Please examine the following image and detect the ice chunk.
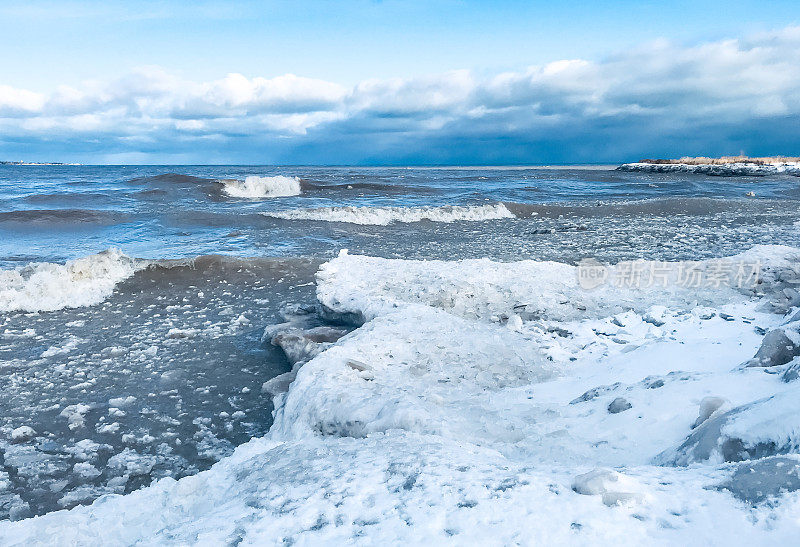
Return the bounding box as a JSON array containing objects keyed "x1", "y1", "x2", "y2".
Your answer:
[
  {"x1": 717, "y1": 456, "x2": 800, "y2": 504},
  {"x1": 108, "y1": 396, "x2": 137, "y2": 408},
  {"x1": 10, "y1": 426, "x2": 36, "y2": 443},
  {"x1": 270, "y1": 326, "x2": 348, "y2": 365},
  {"x1": 745, "y1": 328, "x2": 800, "y2": 367},
  {"x1": 72, "y1": 462, "x2": 101, "y2": 479},
  {"x1": 692, "y1": 396, "x2": 729, "y2": 429},
  {"x1": 571, "y1": 468, "x2": 646, "y2": 506},
  {"x1": 782, "y1": 358, "x2": 800, "y2": 382},
  {"x1": 107, "y1": 449, "x2": 156, "y2": 476},
  {"x1": 656, "y1": 391, "x2": 800, "y2": 465},
  {"x1": 607, "y1": 398, "x2": 632, "y2": 414},
  {"x1": 59, "y1": 403, "x2": 93, "y2": 430}
]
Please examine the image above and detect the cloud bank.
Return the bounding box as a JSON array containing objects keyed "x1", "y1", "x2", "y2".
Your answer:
[{"x1": 2, "y1": 26, "x2": 799, "y2": 164}]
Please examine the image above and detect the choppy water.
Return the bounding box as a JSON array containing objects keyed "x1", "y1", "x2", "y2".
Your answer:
[{"x1": 1, "y1": 164, "x2": 800, "y2": 519}]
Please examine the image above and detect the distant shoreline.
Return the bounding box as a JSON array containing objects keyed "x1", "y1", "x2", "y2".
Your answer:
[
  {"x1": 618, "y1": 156, "x2": 800, "y2": 176},
  {"x1": 632, "y1": 155, "x2": 800, "y2": 166},
  {"x1": 0, "y1": 161, "x2": 81, "y2": 166}
]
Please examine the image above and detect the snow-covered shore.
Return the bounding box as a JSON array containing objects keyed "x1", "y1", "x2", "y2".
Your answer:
[
  {"x1": 618, "y1": 162, "x2": 800, "y2": 176},
  {"x1": 4, "y1": 247, "x2": 800, "y2": 545}
]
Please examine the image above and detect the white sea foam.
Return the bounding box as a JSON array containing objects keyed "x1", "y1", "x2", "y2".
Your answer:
[
  {"x1": 262, "y1": 203, "x2": 515, "y2": 225},
  {"x1": 0, "y1": 249, "x2": 140, "y2": 313},
  {"x1": 220, "y1": 175, "x2": 301, "y2": 198},
  {"x1": 6, "y1": 246, "x2": 800, "y2": 543}
]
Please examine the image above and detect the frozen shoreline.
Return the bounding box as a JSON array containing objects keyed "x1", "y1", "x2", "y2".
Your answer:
[
  {"x1": 618, "y1": 162, "x2": 800, "y2": 176},
  {"x1": 4, "y1": 247, "x2": 800, "y2": 544}
]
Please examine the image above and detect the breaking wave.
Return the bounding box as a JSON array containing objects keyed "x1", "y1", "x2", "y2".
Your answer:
[
  {"x1": 0, "y1": 249, "x2": 143, "y2": 313},
  {"x1": 220, "y1": 176, "x2": 302, "y2": 199},
  {"x1": 261, "y1": 203, "x2": 515, "y2": 225}
]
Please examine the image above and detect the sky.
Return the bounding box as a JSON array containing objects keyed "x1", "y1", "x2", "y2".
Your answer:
[{"x1": 0, "y1": 0, "x2": 799, "y2": 164}]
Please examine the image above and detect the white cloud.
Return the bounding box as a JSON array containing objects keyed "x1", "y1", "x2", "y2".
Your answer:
[
  {"x1": 0, "y1": 85, "x2": 46, "y2": 115},
  {"x1": 2, "y1": 25, "x2": 800, "y2": 162}
]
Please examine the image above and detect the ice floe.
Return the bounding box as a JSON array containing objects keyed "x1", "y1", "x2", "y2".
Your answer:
[{"x1": 5, "y1": 246, "x2": 800, "y2": 543}]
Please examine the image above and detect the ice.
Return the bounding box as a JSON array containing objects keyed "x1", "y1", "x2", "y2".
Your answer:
[
  {"x1": 107, "y1": 396, "x2": 136, "y2": 408},
  {"x1": 106, "y1": 449, "x2": 156, "y2": 476},
  {"x1": 6, "y1": 247, "x2": 800, "y2": 542},
  {"x1": 607, "y1": 397, "x2": 631, "y2": 414},
  {"x1": 656, "y1": 389, "x2": 800, "y2": 465},
  {"x1": 268, "y1": 325, "x2": 348, "y2": 366},
  {"x1": 571, "y1": 468, "x2": 647, "y2": 506},
  {"x1": 72, "y1": 463, "x2": 101, "y2": 479},
  {"x1": 220, "y1": 175, "x2": 301, "y2": 198},
  {"x1": 717, "y1": 456, "x2": 800, "y2": 504},
  {"x1": 10, "y1": 426, "x2": 36, "y2": 443},
  {"x1": 619, "y1": 162, "x2": 800, "y2": 176},
  {"x1": 745, "y1": 326, "x2": 800, "y2": 367},
  {"x1": 314, "y1": 248, "x2": 790, "y2": 325},
  {"x1": 64, "y1": 440, "x2": 110, "y2": 462},
  {"x1": 692, "y1": 396, "x2": 729, "y2": 428},
  {"x1": 0, "y1": 249, "x2": 141, "y2": 313},
  {"x1": 262, "y1": 203, "x2": 515, "y2": 225},
  {"x1": 58, "y1": 404, "x2": 93, "y2": 431}
]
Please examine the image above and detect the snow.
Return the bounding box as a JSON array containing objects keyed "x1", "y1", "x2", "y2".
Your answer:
[
  {"x1": 5, "y1": 247, "x2": 800, "y2": 543},
  {"x1": 0, "y1": 249, "x2": 141, "y2": 313},
  {"x1": 220, "y1": 175, "x2": 301, "y2": 198},
  {"x1": 262, "y1": 203, "x2": 516, "y2": 225}
]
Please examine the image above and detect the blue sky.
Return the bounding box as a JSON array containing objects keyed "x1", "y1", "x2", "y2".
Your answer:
[{"x1": 1, "y1": 0, "x2": 799, "y2": 164}]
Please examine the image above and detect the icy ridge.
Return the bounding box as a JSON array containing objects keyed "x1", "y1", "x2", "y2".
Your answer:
[{"x1": 315, "y1": 245, "x2": 800, "y2": 324}]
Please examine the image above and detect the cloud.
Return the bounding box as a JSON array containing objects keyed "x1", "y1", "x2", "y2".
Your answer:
[{"x1": 2, "y1": 25, "x2": 800, "y2": 163}]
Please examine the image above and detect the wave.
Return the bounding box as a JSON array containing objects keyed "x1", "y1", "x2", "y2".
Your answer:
[
  {"x1": 23, "y1": 193, "x2": 117, "y2": 206},
  {"x1": 125, "y1": 173, "x2": 215, "y2": 185},
  {"x1": 220, "y1": 176, "x2": 301, "y2": 199},
  {"x1": 503, "y1": 196, "x2": 791, "y2": 219},
  {"x1": 261, "y1": 203, "x2": 515, "y2": 225},
  {"x1": 302, "y1": 180, "x2": 440, "y2": 194},
  {"x1": 0, "y1": 209, "x2": 127, "y2": 225},
  {"x1": 0, "y1": 249, "x2": 142, "y2": 313}
]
